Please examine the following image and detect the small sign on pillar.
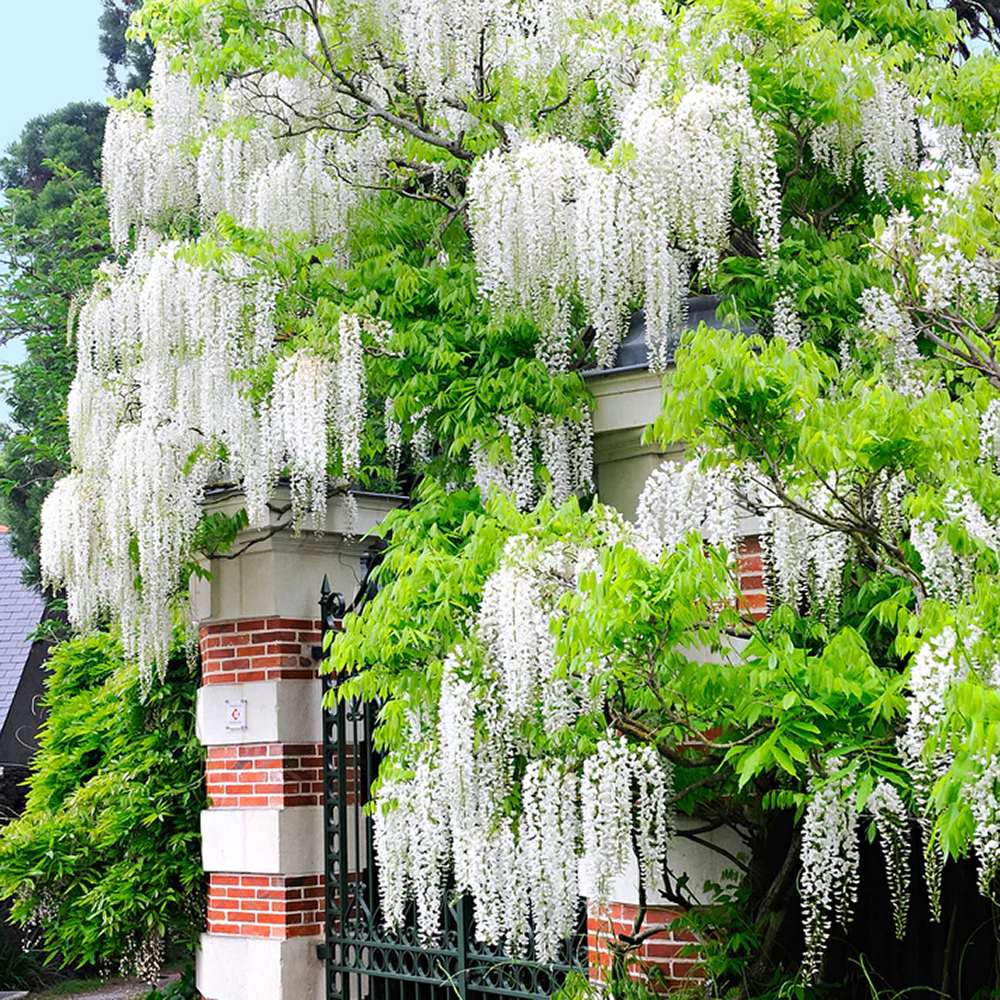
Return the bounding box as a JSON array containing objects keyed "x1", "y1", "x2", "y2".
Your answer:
[{"x1": 224, "y1": 698, "x2": 247, "y2": 731}]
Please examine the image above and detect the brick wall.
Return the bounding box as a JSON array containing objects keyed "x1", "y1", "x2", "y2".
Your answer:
[
  {"x1": 205, "y1": 744, "x2": 325, "y2": 808},
  {"x1": 201, "y1": 618, "x2": 322, "y2": 685},
  {"x1": 737, "y1": 535, "x2": 767, "y2": 620},
  {"x1": 588, "y1": 903, "x2": 704, "y2": 993},
  {"x1": 207, "y1": 873, "x2": 325, "y2": 940},
  {"x1": 196, "y1": 529, "x2": 763, "y2": 996}
]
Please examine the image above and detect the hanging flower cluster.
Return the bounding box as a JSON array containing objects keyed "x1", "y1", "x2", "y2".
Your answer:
[
  {"x1": 969, "y1": 754, "x2": 1000, "y2": 897},
  {"x1": 41, "y1": 425, "x2": 210, "y2": 686},
  {"x1": 103, "y1": 47, "x2": 385, "y2": 254},
  {"x1": 897, "y1": 626, "x2": 962, "y2": 920},
  {"x1": 855, "y1": 287, "x2": 921, "y2": 388},
  {"x1": 103, "y1": 50, "x2": 203, "y2": 248},
  {"x1": 635, "y1": 461, "x2": 864, "y2": 618},
  {"x1": 867, "y1": 779, "x2": 911, "y2": 940},
  {"x1": 473, "y1": 415, "x2": 594, "y2": 510},
  {"x1": 573, "y1": 1, "x2": 670, "y2": 116},
  {"x1": 981, "y1": 399, "x2": 1000, "y2": 471},
  {"x1": 772, "y1": 292, "x2": 803, "y2": 348},
  {"x1": 371, "y1": 537, "x2": 673, "y2": 961},
  {"x1": 272, "y1": 350, "x2": 335, "y2": 525},
  {"x1": 468, "y1": 139, "x2": 589, "y2": 371},
  {"x1": 763, "y1": 499, "x2": 850, "y2": 617},
  {"x1": 858, "y1": 73, "x2": 919, "y2": 196},
  {"x1": 41, "y1": 10, "x2": 415, "y2": 686},
  {"x1": 468, "y1": 76, "x2": 780, "y2": 372},
  {"x1": 810, "y1": 68, "x2": 918, "y2": 196},
  {"x1": 917, "y1": 233, "x2": 998, "y2": 313},
  {"x1": 874, "y1": 180, "x2": 1000, "y2": 319},
  {"x1": 799, "y1": 764, "x2": 860, "y2": 983},
  {"x1": 41, "y1": 237, "x2": 375, "y2": 684},
  {"x1": 634, "y1": 458, "x2": 740, "y2": 564},
  {"x1": 620, "y1": 75, "x2": 781, "y2": 274},
  {"x1": 634, "y1": 461, "x2": 855, "y2": 616},
  {"x1": 910, "y1": 490, "x2": 999, "y2": 605},
  {"x1": 377, "y1": 0, "x2": 537, "y2": 107},
  {"x1": 200, "y1": 130, "x2": 387, "y2": 256},
  {"x1": 582, "y1": 738, "x2": 674, "y2": 904},
  {"x1": 373, "y1": 0, "x2": 665, "y2": 113}
]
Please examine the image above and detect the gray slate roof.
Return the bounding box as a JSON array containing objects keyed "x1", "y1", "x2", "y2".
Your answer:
[
  {"x1": 584, "y1": 294, "x2": 749, "y2": 376},
  {"x1": 0, "y1": 532, "x2": 44, "y2": 734}
]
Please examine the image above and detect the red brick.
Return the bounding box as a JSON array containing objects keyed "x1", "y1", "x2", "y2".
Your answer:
[
  {"x1": 287, "y1": 924, "x2": 323, "y2": 938},
  {"x1": 205, "y1": 657, "x2": 251, "y2": 674},
  {"x1": 201, "y1": 622, "x2": 237, "y2": 636},
  {"x1": 268, "y1": 641, "x2": 306, "y2": 654},
  {"x1": 242, "y1": 923, "x2": 274, "y2": 938},
  {"x1": 201, "y1": 635, "x2": 234, "y2": 649},
  {"x1": 587, "y1": 902, "x2": 702, "y2": 994},
  {"x1": 223, "y1": 888, "x2": 257, "y2": 900},
  {"x1": 644, "y1": 942, "x2": 684, "y2": 960},
  {"x1": 252, "y1": 630, "x2": 298, "y2": 642},
  {"x1": 250, "y1": 654, "x2": 298, "y2": 668},
  {"x1": 236, "y1": 618, "x2": 270, "y2": 631},
  {"x1": 263, "y1": 617, "x2": 313, "y2": 629},
  {"x1": 208, "y1": 922, "x2": 242, "y2": 935}
]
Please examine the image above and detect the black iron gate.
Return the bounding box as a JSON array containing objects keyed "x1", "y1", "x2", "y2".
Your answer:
[{"x1": 317, "y1": 563, "x2": 587, "y2": 1000}]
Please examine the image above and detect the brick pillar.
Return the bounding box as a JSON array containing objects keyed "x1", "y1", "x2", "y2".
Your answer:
[
  {"x1": 587, "y1": 903, "x2": 704, "y2": 992},
  {"x1": 190, "y1": 490, "x2": 400, "y2": 1000},
  {"x1": 737, "y1": 535, "x2": 767, "y2": 620},
  {"x1": 583, "y1": 532, "x2": 765, "y2": 993},
  {"x1": 195, "y1": 616, "x2": 327, "y2": 1000}
]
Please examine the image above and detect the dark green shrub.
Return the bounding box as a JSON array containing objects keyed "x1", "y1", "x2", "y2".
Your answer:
[{"x1": 0, "y1": 633, "x2": 204, "y2": 981}]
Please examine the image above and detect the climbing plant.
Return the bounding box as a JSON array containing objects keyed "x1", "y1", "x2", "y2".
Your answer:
[{"x1": 30, "y1": 0, "x2": 1000, "y2": 993}]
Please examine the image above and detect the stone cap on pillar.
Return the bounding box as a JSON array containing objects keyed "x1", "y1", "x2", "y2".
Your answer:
[{"x1": 191, "y1": 487, "x2": 405, "y2": 625}]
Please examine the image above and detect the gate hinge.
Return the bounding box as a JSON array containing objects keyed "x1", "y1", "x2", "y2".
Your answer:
[{"x1": 316, "y1": 943, "x2": 331, "y2": 961}]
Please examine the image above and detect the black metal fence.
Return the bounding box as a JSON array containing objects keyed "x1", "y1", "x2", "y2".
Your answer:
[{"x1": 317, "y1": 569, "x2": 586, "y2": 1000}]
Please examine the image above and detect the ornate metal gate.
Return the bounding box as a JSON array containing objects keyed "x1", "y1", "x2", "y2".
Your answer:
[{"x1": 317, "y1": 562, "x2": 587, "y2": 1000}]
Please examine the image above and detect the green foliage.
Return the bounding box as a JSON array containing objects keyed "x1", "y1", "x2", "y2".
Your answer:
[
  {"x1": 0, "y1": 634, "x2": 205, "y2": 975},
  {"x1": 194, "y1": 194, "x2": 592, "y2": 493},
  {"x1": 0, "y1": 105, "x2": 112, "y2": 585},
  {"x1": 0, "y1": 924, "x2": 54, "y2": 991},
  {"x1": 0, "y1": 103, "x2": 108, "y2": 194},
  {"x1": 38, "y1": 0, "x2": 1000, "y2": 992},
  {"x1": 100, "y1": 0, "x2": 155, "y2": 97},
  {"x1": 343, "y1": 197, "x2": 590, "y2": 466},
  {"x1": 144, "y1": 965, "x2": 198, "y2": 999}
]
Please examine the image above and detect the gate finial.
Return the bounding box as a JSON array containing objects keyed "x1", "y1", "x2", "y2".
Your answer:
[{"x1": 318, "y1": 574, "x2": 346, "y2": 637}]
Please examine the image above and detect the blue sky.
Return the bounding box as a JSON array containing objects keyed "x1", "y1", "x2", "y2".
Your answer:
[
  {"x1": 0, "y1": 1, "x2": 108, "y2": 414},
  {"x1": 0, "y1": 2, "x2": 107, "y2": 154}
]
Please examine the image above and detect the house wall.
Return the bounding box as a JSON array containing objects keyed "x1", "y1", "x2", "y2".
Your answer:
[
  {"x1": 0, "y1": 637, "x2": 50, "y2": 822},
  {"x1": 589, "y1": 368, "x2": 670, "y2": 520}
]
